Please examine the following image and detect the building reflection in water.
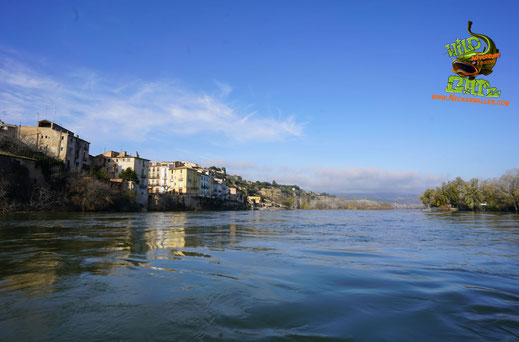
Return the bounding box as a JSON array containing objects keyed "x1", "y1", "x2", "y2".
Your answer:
[
  {"x1": 126, "y1": 213, "x2": 244, "y2": 260},
  {"x1": 0, "y1": 256, "x2": 59, "y2": 297},
  {"x1": 145, "y1": 221, "x2": 186, "y2": 257},
  {"x1": 126, "y1": 213, "x2": 191, "y2": 258},
  {"x1": 0, "y1": 212, "x2": 251, "y2": 297}
]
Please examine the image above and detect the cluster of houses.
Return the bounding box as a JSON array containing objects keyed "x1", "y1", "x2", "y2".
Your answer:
[{"x1": 1, "y1": 119, "x2": 247, "y2": 207}]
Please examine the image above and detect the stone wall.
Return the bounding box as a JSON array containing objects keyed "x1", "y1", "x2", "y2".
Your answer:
[{"x1": 149, "y1": 194, "x2": 248, "y2": 211}]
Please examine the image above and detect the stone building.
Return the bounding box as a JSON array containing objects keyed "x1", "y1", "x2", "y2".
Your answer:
[
  {"x1": 0, "y1": 120, "x2": 18, "y2": 139},
  {"x1": 93, "y1": 151, "x2": 150, "y2": 206},
  {"x1": 0, "y1": 151, "x2": 46, "y2": 188},
  {"x1": 18, "y1": 120, "x2": 90, "y2": 172}
]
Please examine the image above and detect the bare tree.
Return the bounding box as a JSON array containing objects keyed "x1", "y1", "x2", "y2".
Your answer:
[
  {"x1": 68, "y1": 177, "x2": 114, "y2": 211},
  {"x1": 499, "y1": 169, "x2": 519, "y2": 213}
]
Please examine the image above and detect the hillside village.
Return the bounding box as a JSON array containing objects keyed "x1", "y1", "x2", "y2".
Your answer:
[{"x1": 0, "y1": 119, "x2": 392, "y2": 212}]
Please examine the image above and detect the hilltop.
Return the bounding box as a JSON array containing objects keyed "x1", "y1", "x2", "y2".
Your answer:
[{"x1": 226, "y1": 175, "x2": 393, "y2": 210}]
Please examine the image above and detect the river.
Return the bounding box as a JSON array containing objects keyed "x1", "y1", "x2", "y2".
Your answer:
[{"x1": 0, "y1": 210, "x2": 518, "y2": 341}]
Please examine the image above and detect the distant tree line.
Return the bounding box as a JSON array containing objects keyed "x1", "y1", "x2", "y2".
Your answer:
[{"x1": 420, "y1": 169, "x2": 519, "y2": 213}]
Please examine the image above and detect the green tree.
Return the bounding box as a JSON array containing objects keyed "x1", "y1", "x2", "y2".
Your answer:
[
  {"x1": 434, "y1": 183, "x2": 450, "y2": 206},
  {"x1": 421, "y1": 170, "x2": 518, "y2": 213},
  {"x1": 445, "y1": 177, "x2": 467, "y2": 208},
  {"x1": 89, "y1": 166, "x2": 109, "y2": 180},
  {"x1": 282, "y1": 197, "x2": 294, "y2": 208},
  {"x1": 120, "y1": 167, "x2": 139, "y2": 184},
  {"x1": 480, "y1": 179, "x2": 503, "y2": 211},
  {"x1": 420, "y1": 188, "x2": 436, "y2": 207},
  {"x1": 462, "y1": 178, "x2": 482, "y2": 210}
]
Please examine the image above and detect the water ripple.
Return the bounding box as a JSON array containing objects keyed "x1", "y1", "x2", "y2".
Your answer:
[{"x1": 0, "y1": 210, "x2": 518, "y2": 341}]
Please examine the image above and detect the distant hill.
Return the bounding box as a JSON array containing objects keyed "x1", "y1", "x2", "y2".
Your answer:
[
  {"x1": 226, "y1": 176, "x2": 393, "y2": 210},
  {"x1": 333, "y1": 192, "x2": 422, "y2": 205}
]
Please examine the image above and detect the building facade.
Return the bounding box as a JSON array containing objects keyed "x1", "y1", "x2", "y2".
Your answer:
[
  {"x1": 199, "y1": 171, "x2": 210, "y2": 196},
  {"x1": 167, "y1": 167, "x2": 201, "y2": 195},
  {"x1": 149, "y1": 162, "x2": 175, "y2": 193},
  {"x1": 18, "y1": 120, "x2": 90, "y2": 172},
  {"x1": 214, "y1": 178, "x2": 229, "y2": 199}
]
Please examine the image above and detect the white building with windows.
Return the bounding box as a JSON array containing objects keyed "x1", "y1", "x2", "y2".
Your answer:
[
  {"x1": 199, "y1": 171, "x2": 210, "y2": 196},
  {"x1": 149, "y1": 162, "x2": 175, "y2": 193}
]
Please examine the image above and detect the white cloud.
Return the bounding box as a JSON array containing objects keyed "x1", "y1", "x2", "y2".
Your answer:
[
  {"x1": 216, "y1": 161, "x2": 446, "y2": 194},
  {"x1": 0, "y1": 56, "x2": 303, "y2": 146},
  {"x1": 214, "y1": 80, "x2": 232, "y2": 98}
]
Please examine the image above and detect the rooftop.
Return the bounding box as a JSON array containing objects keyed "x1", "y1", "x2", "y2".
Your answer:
[{"x1": 98, "y1": 151, "x2": 150, "y2": 161}]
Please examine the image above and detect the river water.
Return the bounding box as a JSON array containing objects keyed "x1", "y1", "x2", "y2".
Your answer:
[{"x1": 0, "y1": 210, "x2": 518, "y2": 341}]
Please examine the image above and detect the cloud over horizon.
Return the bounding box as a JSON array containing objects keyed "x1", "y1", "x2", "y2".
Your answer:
[
  {"x1": 204, "y1": 160, "x2": 446, "y2": 194},
  {"x1": 0, "y1": 54, "x2": 304, "y2": 146}
]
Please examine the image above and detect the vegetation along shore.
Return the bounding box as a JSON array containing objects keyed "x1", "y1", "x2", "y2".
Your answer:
[{"x1": 420, "y1": 169, "x2": 519, "y2": 213}]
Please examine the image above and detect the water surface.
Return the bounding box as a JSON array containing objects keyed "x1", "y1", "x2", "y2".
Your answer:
[{"x1": 1, "y1": 210, "x2": 518, "y2": 341}]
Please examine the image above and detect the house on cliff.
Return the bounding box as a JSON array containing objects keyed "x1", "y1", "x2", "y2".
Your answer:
[
  {"x1": 17, "y1": 120, "x2": 90, "y2": 172},
  {"x1": 93, "y1": 151, "x2": 150, "y2": 206}
]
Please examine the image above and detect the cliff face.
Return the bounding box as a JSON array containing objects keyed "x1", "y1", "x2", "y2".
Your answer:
[
  {"x1": 259, "y1": 187, "x2": 286, "y2": 204},
  {"x1": 254, "y1": 185, "x2": 393, "y2": 210}
]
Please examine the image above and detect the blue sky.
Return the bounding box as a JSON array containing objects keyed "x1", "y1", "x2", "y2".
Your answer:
[{"x1": 0, "y1": 0, "x2": 517, "y2": 194}]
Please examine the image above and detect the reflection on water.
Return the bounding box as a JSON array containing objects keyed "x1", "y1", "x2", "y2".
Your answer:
[{"x1": 0, "y1": 210, "x2": 518, "y2": 341}]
